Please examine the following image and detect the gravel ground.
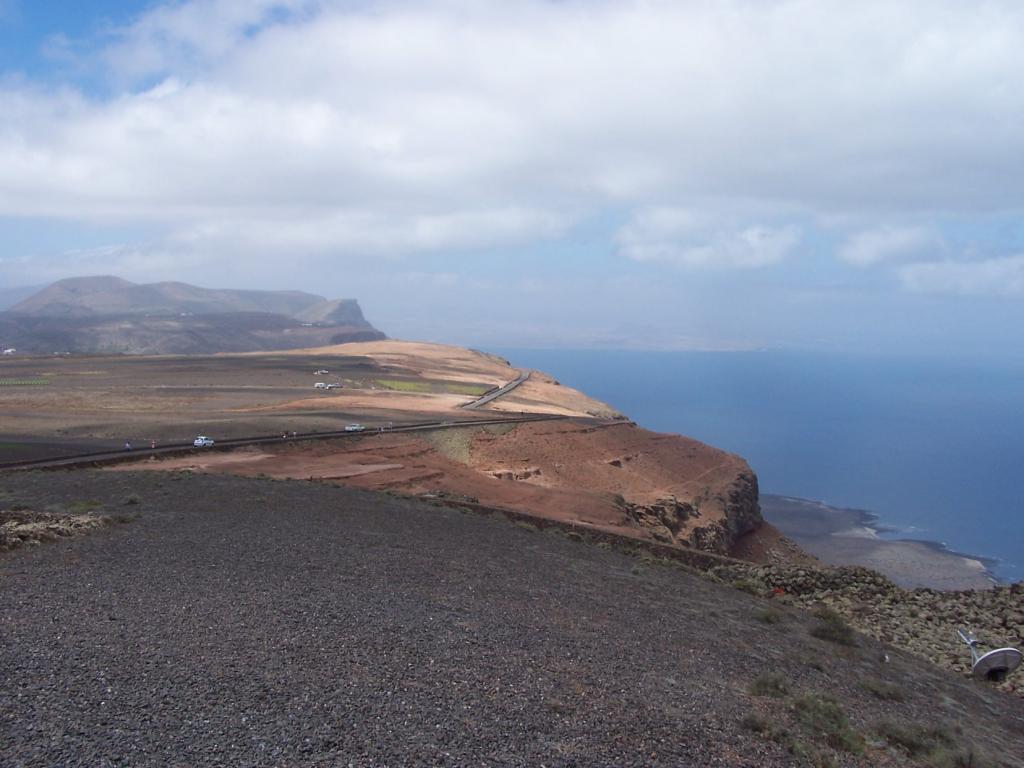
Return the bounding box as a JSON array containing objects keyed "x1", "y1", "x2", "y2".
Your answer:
[{"x1": 1, "y1": 470, "x2": 1023, "y2": 767}]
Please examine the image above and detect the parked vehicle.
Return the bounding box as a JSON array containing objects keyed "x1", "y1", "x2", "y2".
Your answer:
[
  {"x1": 314, "y1": 382, "x2": 342, "y2": 390},
  {"x1": 314, "y1": 369, "x2": 329, "y2": 375},
  {"x1": 344, "y1": 424, "x2": 365, "y2": 432},
  {"x1": 193, "y1": 435, "x2": 215, "y2": 447}
]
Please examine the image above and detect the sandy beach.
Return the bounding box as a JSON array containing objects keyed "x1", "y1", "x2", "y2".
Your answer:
[{"x1": 761, "y1": 495, "x2": 999, "y2": 591}]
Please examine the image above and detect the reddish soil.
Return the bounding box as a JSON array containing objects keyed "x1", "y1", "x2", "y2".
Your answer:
[{"x1": 118, "y1": 419, "x2": 761, "y2": 553}]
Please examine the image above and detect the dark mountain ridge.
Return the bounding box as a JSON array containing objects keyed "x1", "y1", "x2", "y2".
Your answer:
[
  {"x1": 0, "y1": 276, "x2": 385, "y2": 354},
  {"x1": 8, "y1": 275, "x2": 361, "y2": 320}
]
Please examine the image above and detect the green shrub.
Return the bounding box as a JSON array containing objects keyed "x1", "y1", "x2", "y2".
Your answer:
[
  {"x1": 751, "y1": 672, "x2": 791, "y2": 698},
  {"x1": 809, "y1": 606, "x2": 857, "y2": 646},
  {"x1": 794, "y1": 694, "x2": 864, "y2": 754},
  {"x1": 875, "y1": 721, "x2": 941, "y2": 755},
  {"x1": 755, "y1": 608, "x2": 783, "y2": 624},
  {"x1": 875, "y1": 721, "x2": 992, "y2": 767},
  {"x1": 859, "y1": 677, "x2": 905, "y2": 701},
  {"x1": 732, "y1": 578, "x2": 764, "y2": 596},
  {"x1": 743, "y1": 717, "x2": 835, "y2": 768}
]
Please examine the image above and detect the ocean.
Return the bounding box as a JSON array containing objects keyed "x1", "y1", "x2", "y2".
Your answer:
[{"x1": 496, "y1": 349, "x2": 1023, "y2": 583}]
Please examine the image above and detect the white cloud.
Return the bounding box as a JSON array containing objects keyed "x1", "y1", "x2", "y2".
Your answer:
[
  {"x1": 617, "y1": 208, "x2": 800, "y2": 269},
  {"x1": 838, "y1": 226, "x2": 941, "y2": 267},
  {"x1": 2, "y1": 0, "x2": 1024, "y2": 269},
  {"x1": 172, "y1": 207, "x2": 567, "y2": 254},
  {"x1": 0, "y1": 242, "x2": 204, "y2": 286},
  {"x1": 100, "y1": 0, "x2": 318, "y2": 83},
  {"x1": 899, "y1": 255, "x2": 1024, "y2": 297}
]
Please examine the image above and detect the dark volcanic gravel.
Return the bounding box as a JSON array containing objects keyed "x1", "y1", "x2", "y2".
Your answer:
[{"x1": 1, "y1": 471, "x2": 1022, "y2": 767}]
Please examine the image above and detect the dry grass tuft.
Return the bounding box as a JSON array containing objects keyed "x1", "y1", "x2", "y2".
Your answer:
[
  {"x1": 751, "y1": 672, "x2": 791, "y2": 698},
  {"x1": 809, "y1": 606, "x2": 857, "y2": 646}
]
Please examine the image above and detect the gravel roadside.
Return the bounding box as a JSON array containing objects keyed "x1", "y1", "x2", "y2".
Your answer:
[{"x1": 2, "y1": 470, "x2": 1022, "y2": 767}]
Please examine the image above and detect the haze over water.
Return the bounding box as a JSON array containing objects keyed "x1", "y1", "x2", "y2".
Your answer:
[{"x1": 499, "y1": 349, "x2": 1023, "y2": 583}]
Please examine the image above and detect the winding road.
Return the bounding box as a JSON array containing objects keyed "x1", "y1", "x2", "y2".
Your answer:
[{"x1": 459, "y1": 370, "x2": 530, "y2": 410}]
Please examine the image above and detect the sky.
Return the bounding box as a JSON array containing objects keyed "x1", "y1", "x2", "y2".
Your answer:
[{"x1": 2, "y1": 0, "x2": 1024, "y2": 354}]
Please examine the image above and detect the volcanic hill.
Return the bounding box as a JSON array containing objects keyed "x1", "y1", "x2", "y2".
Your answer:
[{"x1": 0, "y1": 276, "x2": 384, "y2": 354}]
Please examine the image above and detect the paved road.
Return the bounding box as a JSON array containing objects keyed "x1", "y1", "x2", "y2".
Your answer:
[
  {"x1": 460, "y1": 370, "x2": 530, "y2": 410},
  {"x1": 0, "y1": 412, "x2": 563, "y2": 472}
]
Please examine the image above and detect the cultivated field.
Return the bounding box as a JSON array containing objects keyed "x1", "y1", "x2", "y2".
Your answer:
[{"x1": 0, "y1": 341, "x2": 616, "y2": 460}]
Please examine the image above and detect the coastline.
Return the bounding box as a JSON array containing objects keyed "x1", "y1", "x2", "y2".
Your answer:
[{"x1": 761, "y1": 494, "x2": 1000, "y2": 591}]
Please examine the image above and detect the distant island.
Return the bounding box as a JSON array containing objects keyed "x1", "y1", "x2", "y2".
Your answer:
[{"x1": 0, "y1": 276, "x2": 385, "y2": 355}]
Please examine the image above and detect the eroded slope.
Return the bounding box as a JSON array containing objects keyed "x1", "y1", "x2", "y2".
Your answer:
[{"x1": 127, "y1": 419, "x2": 761, "y2": 555}]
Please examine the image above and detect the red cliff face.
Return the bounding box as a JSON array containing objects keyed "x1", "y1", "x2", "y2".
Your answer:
[
  {"x1": 685, "y1": 470, "x2": 762, "y2": 553},
  {"x1": 458, "y1": 419, "x2": 765, "y2": 555},
  {"x1": 621, "y1": 469, "x2": 761, "y2": 553}
]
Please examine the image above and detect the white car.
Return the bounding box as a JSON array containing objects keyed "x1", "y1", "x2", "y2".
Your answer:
[
  {"x1": 344, "y1": 424, "x2": 365, "y2": 433},
  {"x1": 193, "y1": 436, "x2": 215, "y2": 447},
  {"x1": 314, "y1": 369, "x2": 329, "y2": 375}
]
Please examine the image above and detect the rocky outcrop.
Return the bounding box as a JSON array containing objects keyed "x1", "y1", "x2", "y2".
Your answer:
[
  {"x1": 623, "y1": 470, "x2": 763, "y2": 554},
  {"x1": 621, "y1": 496, "x2": 698, "y2": 543},
  {"x1": 1, "y1": 507, "x2": 112, "y2": 550},
  {"x1": 690, "y1": 470, "x2": 762, "y2": 553},
  {"x1": 489, "y1": 467, "x2": 544, "y2": 481},
  {"x1": 709, "y1": 561, "x2": 1024, "y2": 696},
  {"x1": 293, "y1": 298, "x2": 373, "y2": 326}
]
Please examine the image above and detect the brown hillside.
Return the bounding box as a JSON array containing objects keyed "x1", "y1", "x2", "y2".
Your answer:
[{"x1": 121, "y1": 419, "x2": 761, "y2": 555}]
